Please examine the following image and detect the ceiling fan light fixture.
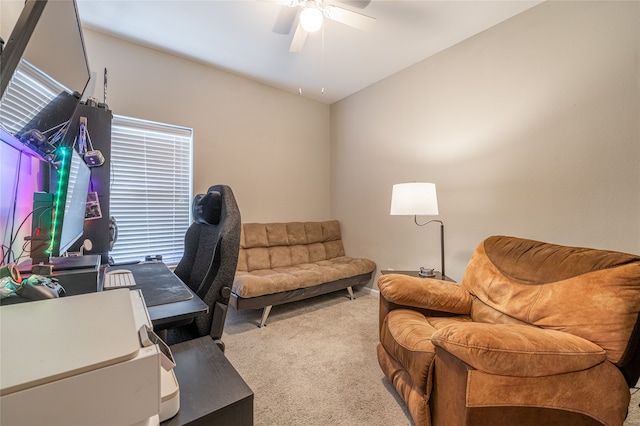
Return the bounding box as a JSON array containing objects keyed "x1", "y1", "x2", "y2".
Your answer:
[{"x1": 300, "y1": 6, "x2": 324, "y2": 32}]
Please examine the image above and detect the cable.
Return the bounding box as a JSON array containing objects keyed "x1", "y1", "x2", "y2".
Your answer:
[
  {"x1": 4, "y1": 206, "x2": 51, "y2": 264},
  {"x1": 85, "y1": 127, "x2": 95, "y2": 152},
  {"x1": 35, "y1": 206, "x2": 52, "y2": 231},
  {"x1": 4, "y1": 151, "x2": 23, "y2": 264},
  {"x1": 40, "y1": 120, "x2": 70, "y2": 138}
]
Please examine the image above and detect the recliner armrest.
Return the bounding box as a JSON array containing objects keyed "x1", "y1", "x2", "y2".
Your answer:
[
  {"x1": 378, "y1": 274, "x2": 472, "y2": 314},
  {"x1": 431, "y1": 322, "x2": 607, "y2": 377}
]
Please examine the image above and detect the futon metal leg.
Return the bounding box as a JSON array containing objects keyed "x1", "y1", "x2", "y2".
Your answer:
[
  {"x1": 347, "y1": 286, "x2": 355, "y2": 300},
  {"x1": 259, "y1": 305, "x2": 272, "y2": 328}
]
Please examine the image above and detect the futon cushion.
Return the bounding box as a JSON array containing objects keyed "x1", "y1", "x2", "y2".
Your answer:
[
  {"x1": 233, "y1": 256, "x2": 376, "y2": 298},
  {"x1": 431, "y1": 322, "x2": 606, "y2": 377},
  {"x1": 237, "y1": 221, "x2": 346, "y2": 272}
]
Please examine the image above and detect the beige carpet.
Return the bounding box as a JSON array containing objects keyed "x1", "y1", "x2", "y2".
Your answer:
[{"x1": 222, "y1": 290, "x2": 640, "y2": 426}]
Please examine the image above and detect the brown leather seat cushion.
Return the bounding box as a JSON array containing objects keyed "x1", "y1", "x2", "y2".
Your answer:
[{"x1": 381, "y1": 309, "x2": 471, "y2": 390}]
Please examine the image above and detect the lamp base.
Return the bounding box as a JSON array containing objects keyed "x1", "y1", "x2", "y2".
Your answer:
[{"x1": 418, "y1": 267, "x2": 435, "y2": 278}]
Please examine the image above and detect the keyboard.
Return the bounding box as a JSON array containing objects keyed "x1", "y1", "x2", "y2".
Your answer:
[{"x1": 104, "y1": 269, "x2": 137, "y2": 289}]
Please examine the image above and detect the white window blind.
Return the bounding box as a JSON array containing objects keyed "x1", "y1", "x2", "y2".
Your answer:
[
  {"x1": 109, "y1": 116, "x2": 193, "y2": 265},
  {"x1": 0, "y1": 60, "x2": 66, "y2": 135}
]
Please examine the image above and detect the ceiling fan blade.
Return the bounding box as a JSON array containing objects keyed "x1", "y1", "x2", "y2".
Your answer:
[
  {"x1": 339, "y1": 0, "x2": 371, "y2": 10},
  {"x1": 289, "y1": 23, "x2": 308, "y2": 52},
  {"x1": 324, "y1": 5, "x2": 375, "y2": 31},
  {"x1": 272, "y1": 5, "x2": 298, "y2": 34}
]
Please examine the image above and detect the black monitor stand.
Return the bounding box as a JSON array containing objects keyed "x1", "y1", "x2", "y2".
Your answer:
[
  {"x1": 50, "y1": 255, "x2": 101, "y2": 270},
  {"x1": 18, "y1": 254, "x2": 101, "y2": 273}
]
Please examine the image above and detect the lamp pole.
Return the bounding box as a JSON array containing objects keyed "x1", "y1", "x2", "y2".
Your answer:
[{"x1": 414, "y1": 217, "x2": 445, "y2": 279}]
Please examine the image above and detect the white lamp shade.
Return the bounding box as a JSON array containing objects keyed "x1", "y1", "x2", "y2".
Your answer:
[
  {"x1": 390, "y1": 182, "x2": 439, "y2": 216},
  {"x1": 300, "y1": 6, "x2": 324, "y2": 32}
]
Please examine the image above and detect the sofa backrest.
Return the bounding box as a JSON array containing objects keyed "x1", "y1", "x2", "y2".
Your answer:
[
  {"x1": 236, "y1": 220, "x2": 346, "y2": 272},
  {"x1": 462, "y1": 235, "x2": 640, "y2": 386}
]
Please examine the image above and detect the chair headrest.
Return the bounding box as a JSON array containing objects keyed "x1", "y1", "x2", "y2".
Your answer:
[{"x1": 192, "y1": 191, "x2": 222, "y2": 225}]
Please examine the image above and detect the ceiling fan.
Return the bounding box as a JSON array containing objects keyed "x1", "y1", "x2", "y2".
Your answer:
[{"x1": 271, "y1": 0, "x2": 376, "y2": 52}]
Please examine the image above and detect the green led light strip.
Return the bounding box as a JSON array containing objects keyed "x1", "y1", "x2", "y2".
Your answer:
[{"x1": 47, "y1": 147, "x2": 71, "y2": 255}]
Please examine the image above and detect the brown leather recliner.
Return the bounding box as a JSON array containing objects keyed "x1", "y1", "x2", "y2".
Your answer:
[{"x1": 377, "y1": 236, "x2": 640, "y2": 426}]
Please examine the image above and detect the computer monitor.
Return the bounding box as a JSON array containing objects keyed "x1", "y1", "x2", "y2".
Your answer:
[
  {"x1": 52, "y1": 147, "x2": 91, "y2": 256},
  {"x1": 29, "y1": 147, "x2": 91, "y2": 264}
]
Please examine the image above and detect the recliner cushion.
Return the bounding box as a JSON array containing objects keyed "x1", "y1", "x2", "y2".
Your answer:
[
  {"x1": 378, "y1": 274, "x2": 472, "y2": 314},
  {"x1": 431, "y1": 322, "x2": 607, "y2": 377},
  {"x1": 381, "y1": 310, "x2": 471, "y2": 392},
  {"x1": 463, "y1": 237, "x2": 640, "y2": 364}
]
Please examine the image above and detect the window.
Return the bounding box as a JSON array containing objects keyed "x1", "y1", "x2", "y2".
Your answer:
[
  {"x1": 1, "y1": 60, "x2": 68, "y2": 135},
  {"x1": 109, "y1": 116, "x2": 193, "y2": 265}
]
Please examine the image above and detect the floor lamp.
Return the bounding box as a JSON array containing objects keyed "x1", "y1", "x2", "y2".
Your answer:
[{"x1": 390, "y1": 182, "x2": 445, "y2": 279}]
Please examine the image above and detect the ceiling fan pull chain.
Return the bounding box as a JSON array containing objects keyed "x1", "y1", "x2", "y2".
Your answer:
[
  {"x1": 321, "y1": 25, "x2": 325, "y2": 96},
  {"x1": 298, "y1": 45, "x2": 303, "y2": 95}
]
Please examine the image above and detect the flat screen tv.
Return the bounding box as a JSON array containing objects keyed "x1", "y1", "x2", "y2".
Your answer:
[{"x1": 0, "y1": 0, "x2": 90, "y2": 159}]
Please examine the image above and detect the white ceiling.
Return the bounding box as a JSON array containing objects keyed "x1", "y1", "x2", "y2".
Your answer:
[{"x1": 76, "y1": 0, "x2": 542, "y2": 104}]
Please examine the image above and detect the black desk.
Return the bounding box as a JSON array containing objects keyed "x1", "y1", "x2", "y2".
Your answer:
[
  {"x1": 163, "y1": 337, "x2": 254, "y2": 426},
  {"x1": 2, "y1": 259, "x2": 207, "y2": 329},
  {"x1": 1, "y1": 256, "x2": 101, "y2": 305},
  {"x1": 102, "y1": 262, "x2": 208, "y2": 329}
]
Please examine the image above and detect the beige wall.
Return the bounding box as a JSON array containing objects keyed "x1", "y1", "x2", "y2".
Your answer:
[
  {"x1": 1, "y1": 1, "x2": 22, "y2": 37},
  {"x1": 2, "y1": 0, "x2": 331, "y2": 223},
  {"x1": 331, "y1": 1, "x2": 640, "y2": 284},
  {"x1": 81, "y1": 29, "x2": 331, "y2": 223}
]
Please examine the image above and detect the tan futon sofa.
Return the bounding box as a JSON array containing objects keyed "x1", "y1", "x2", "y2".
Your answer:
[{"x1": 230, "y1": 220, "x2": 376, "y2": 327}]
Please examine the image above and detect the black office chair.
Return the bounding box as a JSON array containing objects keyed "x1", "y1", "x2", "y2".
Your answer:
[{"x1": 167, "y1": 184, "x2": 241, "y2": 351}]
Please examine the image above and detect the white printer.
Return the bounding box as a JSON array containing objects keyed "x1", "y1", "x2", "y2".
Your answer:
[{"x1": 0, "y1": 289, "x2": 179, "y2": 425}]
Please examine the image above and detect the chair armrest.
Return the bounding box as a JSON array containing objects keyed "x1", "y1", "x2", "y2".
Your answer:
[
  {"x1": 431, "y1": 322, "x2": 606, "y2": 377},
  {"x1": 378, "y1": 273, "x2": 472, "y2": 314}
]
